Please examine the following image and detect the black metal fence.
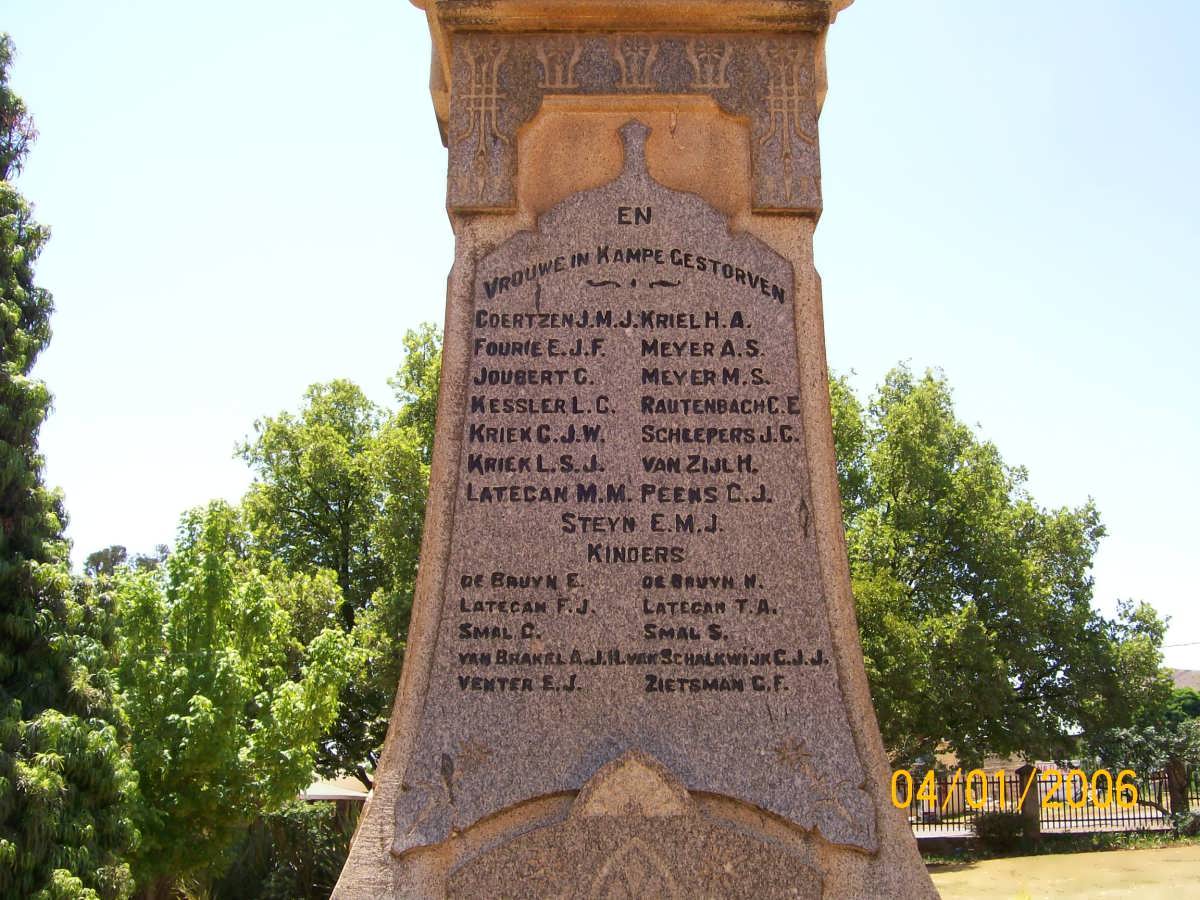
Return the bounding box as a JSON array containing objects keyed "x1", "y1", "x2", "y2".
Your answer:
[{"x1": 897, "y1": 767, "x2": 1200, "y2": 837}]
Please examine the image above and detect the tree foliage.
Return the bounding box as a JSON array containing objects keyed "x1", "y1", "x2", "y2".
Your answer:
[
  {"x1": 0, "y1": 36, "x2": 35, "y2": 181},
  {"x1": 389, "y1": 322, "x2": 442, "y2": 465},
  {"x1": 239, "y1": 381, "x2": 386, "y2": 626},
  {"x1": 83, "y1": 547, "x2": 127, "y2": 579},
  {"x1": 113, "y1": 502, "x2": 355, "y2": 893},
  {"x1": 206, "y1": 800, "x2": 358, "y2": 900},
  {"x1": 237, "y1": 329, "x2": 440, "y2": 784},
  {"x1": 1088, "y1": 686, "x2": 1200, "y2": 789},
  {"x1": 84, "y1": 546, "x2": 167, "y2": 579},
  {"x1": 1084, "y1": 615, "x2": 1199, "y2": 816},
  {"x1": 831, "y1": 365, "x2": 1158, "y2": 766},
  {"x1": 0, "y1": 34, "x2": 137, "y2": 899}
]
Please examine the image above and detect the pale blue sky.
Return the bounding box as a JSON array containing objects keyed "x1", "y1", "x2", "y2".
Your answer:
[{"x1": 6, "y1": 2, "x2": 1198, "y2": 669}]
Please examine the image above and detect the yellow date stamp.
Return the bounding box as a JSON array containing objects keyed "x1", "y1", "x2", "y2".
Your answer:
[{"x1": 890, "y1": 768, "x2": 1141, "y2": 812}]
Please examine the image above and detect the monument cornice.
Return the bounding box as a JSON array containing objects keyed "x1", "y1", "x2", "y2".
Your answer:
[
  {"x1": 413, "y1": 0, "x2": 853, "y2": 214},
  {"x1": 413, "y1": 1, "x2": 852, "y2": 150},
  {"x1": 412, "y1": 0, "x2": 852, "y2": 35}
]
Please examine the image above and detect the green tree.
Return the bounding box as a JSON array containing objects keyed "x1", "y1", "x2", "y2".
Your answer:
[
  {"x1": 0, "y1": 34, "x2": 137, "y2": 899},
  {"x1": 239, "y1": 327, "x2": 441, "y2": 785},
  {"x1": 129, "y1": 546, "x2": 169, "y2": 573},
  {"x1": 831, "y1": 365, "x2": 1153, "y2": 767},
  {"x1": 84, "y1": 546, "x2": 128, "y2": 578},
  {"x1": 239, "y1": 381, "x2": 386, "y2": 627},
  {"x1": 1087, "y1": 688, "x2": 1200, "y2": 817},
  {"x1": 389, "y1": 322, "x2": 442, "y2": 464},
  {"x1": 335, "y1": 416, "x2": 428, "y2": 786},
  {"x1": 206, "y1": 800, "x2": 358, "y2": 900},
  {"x1": 1084, "y1": 604, "x2": 1197, "y2": 816},
  {"x1": 114, "y1": 502, "x2": 355, "y2": 897},
  {"x1": 85, "y1": 546, "x2": 168, "y2": 578},
  {"x1": 1094, "y1": 599, "x2": 1174, "y2": 727}
]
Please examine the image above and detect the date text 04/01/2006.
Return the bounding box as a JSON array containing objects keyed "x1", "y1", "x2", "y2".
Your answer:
[{"x1": 890, "y1": 768, "x2": 1142, "y2": 812}]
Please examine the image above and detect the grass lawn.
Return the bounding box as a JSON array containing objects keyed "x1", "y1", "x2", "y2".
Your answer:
[{"x1": 929, "y1": 845, "x2": 1200, "y2": 898}]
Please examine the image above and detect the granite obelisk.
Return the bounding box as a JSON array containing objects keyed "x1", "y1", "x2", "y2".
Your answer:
[{"x1": 336, "y1": 3, "x2": 937, "y2": 896}]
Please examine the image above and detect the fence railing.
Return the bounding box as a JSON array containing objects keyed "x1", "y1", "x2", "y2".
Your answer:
[{"x1": 900, "y1": 767, "x2": 1198, "y2": 837}]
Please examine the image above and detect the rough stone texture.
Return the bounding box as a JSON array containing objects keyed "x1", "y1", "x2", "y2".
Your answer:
[
  {"x1": 334, "y1": 2, "x2": 938, "y2": 897},
  {"x1": 447, "y1": 751, "x2": 824, "y2": 898},
  {"x1": 395, "y1": 121, "x2": 874, "y2": 857}
]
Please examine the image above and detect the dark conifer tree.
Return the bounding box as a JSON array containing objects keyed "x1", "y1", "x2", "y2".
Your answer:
[{"x1": 0, "y1": 34, "x2": 136, "y2": 898}]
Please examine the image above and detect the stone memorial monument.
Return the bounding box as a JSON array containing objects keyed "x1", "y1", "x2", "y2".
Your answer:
[{"x1": 336, "y1": 1, "x2": 937, "y2": 896}]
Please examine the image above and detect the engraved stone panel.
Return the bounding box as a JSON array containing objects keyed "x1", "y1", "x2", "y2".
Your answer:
[{"x1": 395, "y1": 122, "x2": 874, "y2": 856}]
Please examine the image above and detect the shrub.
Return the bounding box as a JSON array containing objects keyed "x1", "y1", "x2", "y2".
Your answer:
[
  {"x1": 973, "y1": 811, "x2": 1031, "y2": 853},
  {"x1": 1175, "y1": 813, "x2": 1200, "y2": 838},
  {"x1": 208, "y1": 801, "x2": 359, "y2": 899}
]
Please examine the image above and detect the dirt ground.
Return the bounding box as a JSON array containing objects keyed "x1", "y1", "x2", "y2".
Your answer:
[{"x1": 929, "y1": 845, "x2": 1200, "y2": 899}]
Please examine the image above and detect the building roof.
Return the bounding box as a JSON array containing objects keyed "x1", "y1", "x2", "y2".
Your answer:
[
  {"x1": 1172, "y1": 669, "x2": 1200, "y2": 691},
  {"x1": 299, "y1": 775, "x2": 370, "y2": 802}
]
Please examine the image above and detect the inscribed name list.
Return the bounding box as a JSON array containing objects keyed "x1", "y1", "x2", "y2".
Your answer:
[{"x1": 395, "y1": 124, "x2": 875, "y2": 855}]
